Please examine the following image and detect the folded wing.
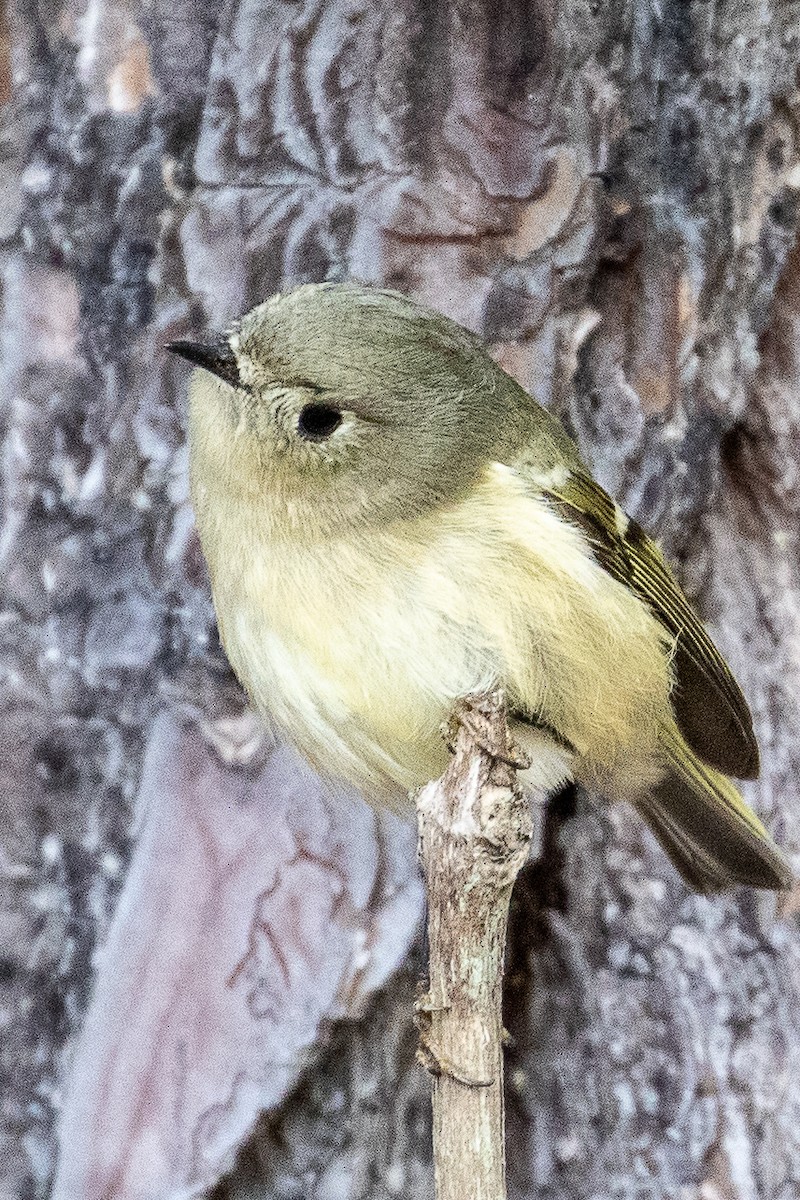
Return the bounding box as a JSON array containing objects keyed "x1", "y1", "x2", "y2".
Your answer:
[{"x1": 540, "y1": 469, "x2": 759, "y2": 780}]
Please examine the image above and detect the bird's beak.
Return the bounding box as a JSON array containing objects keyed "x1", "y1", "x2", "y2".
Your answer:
[{"x1": 166, "y1": 336, "x2": 242, "y2": 389}]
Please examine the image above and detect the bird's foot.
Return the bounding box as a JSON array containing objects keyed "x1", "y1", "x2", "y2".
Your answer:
[{"x1": 443, "y1": 693, "x2": 531, "y2": 770}]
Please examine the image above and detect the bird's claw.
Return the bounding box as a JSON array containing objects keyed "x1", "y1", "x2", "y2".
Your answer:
[{"x1": 443, "y1": 695, "x2": 531, "y2": 770}]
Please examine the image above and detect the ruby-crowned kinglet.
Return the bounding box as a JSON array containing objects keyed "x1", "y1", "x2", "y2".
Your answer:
[{"x1": 168, "y1": 283, "x2": 791, "y2": 893}]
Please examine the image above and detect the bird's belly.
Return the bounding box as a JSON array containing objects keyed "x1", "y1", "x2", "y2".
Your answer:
[
  {"x1": 209, "y1": 474, "x2": 674, "y2": 806},
  {"x1": 219, "y1": 584, "x2": 487, "y2": 805}
]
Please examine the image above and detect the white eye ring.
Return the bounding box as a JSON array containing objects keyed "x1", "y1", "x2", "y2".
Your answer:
[{"x1": 297, "y1": 403, "x2": 343, "y2": 442}]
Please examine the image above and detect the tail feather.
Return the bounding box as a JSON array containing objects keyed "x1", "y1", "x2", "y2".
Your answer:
[{"x1": 637, "y1": 725, "x2": 792, "y2": 894}]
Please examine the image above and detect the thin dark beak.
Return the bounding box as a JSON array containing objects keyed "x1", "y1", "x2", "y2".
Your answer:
[{"x1": 166, "y1": 337, "x2": 242, "y2": 389}]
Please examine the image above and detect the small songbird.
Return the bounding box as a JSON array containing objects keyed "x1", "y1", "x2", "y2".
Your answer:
[{"x1": 169, "y1": 282, "x2": 791, "y2": 893}]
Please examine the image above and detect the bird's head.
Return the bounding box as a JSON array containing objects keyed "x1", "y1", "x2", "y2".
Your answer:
[{"x1": 169, "y1": 283, "x2": 531, "y2": 537}]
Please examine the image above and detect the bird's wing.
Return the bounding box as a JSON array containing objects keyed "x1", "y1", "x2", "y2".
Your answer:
[
  {"x1": 532, "y1": 466, "x2": 759, "y2": 779},
  {"x1": 636, "y1": 723, "x2": 789, "y2": 892}
]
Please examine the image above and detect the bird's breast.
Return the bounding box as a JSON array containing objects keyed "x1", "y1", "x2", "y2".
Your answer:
[
  {"x1": 199, "y1": 463, "x2": 674, "y2": 803},
  {"x1": 212, "y1": 518, "x2": 497, "y2": 801}
]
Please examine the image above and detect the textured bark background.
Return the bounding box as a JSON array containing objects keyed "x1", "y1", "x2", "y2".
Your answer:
[{"x1": 2, "y1": 1, "x2": 800, "y2": 1198}]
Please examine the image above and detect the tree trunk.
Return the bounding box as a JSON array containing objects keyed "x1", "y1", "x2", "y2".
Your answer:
[{"x1": 2, "y1": 2, "x2": 800, "y2": 1198}]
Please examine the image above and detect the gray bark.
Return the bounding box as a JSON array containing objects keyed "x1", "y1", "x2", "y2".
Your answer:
[
  {"x1": 417, "y1": 693, "x2": 534, "y2": 1200},
  {"x1": 2, "y1": 1, "x2": 800, "y2": 1198}
]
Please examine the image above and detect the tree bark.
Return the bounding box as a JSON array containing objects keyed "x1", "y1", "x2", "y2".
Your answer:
[{"x1": 2, "y1": 2, "x2": 800, "y2": 1199}]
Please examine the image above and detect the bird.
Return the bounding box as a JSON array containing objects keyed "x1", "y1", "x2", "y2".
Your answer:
[{"x1": 168, "y1": 281, "x2": 791, "y2": 894}]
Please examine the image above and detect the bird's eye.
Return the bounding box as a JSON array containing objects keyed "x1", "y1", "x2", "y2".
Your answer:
[{"x1": 297, "y1": 403, "x2": 343, "y2": 442}]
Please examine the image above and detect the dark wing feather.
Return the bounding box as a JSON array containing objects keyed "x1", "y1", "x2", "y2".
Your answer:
[
  {"x1": 637, "y1": 723, "x2": 790, "y2": 892},
  {"x1": 541, "y1": 469, "x2": 759, "y2": 779}
]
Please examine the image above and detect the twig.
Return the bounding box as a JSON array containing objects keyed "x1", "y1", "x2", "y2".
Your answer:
[{"x1": 415, "y1": 690, "x2": 534, "y2": 1200}]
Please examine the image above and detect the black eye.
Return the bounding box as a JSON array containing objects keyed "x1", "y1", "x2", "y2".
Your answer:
[{"x1": 297, "y1": 403, "x2": 343, "y2": 442}]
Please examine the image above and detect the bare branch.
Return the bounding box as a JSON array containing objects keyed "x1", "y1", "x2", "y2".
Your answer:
[{"x1": 416, "y1": 691, "x2": 534, "y2": 1200}]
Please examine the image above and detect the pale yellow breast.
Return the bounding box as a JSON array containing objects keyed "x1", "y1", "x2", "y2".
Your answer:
[
  {"x1": 199, "y1": 462, "x2": 674, "y2": 804},
  {"x1": 213, "y1": 516, "x2": 497, "y2": 800}
]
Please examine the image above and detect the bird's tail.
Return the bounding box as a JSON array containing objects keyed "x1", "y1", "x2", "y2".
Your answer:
[{"x1": 636, "y1": 724, "x2": 792, "y2": 893}]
